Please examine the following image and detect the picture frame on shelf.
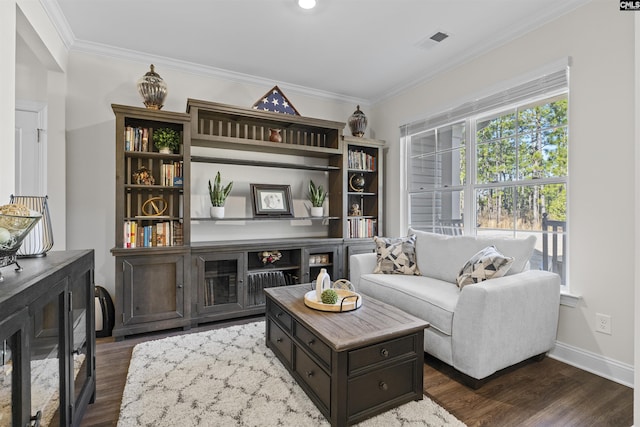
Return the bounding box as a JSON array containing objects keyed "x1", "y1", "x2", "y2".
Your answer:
[{"x1": 250, "y1": 184, "x2": 294, "y2": 217}]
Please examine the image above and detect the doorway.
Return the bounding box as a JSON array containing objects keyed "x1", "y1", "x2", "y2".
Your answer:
[{"x1": 15, "y1": 101, "x2": 47, "y2": 196}]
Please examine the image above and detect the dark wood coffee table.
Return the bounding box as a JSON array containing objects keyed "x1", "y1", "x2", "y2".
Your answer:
[{"x1": 264, "y1": 284, "x2": 429, "y2": 427}]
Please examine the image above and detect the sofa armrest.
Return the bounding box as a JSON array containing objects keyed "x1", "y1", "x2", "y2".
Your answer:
[
  {"x1": 349, "y1": 253, "x2": 377, "y2": 288},
  {"x1": 452, "y1": 269, "x2": 561, "y2": 380}
]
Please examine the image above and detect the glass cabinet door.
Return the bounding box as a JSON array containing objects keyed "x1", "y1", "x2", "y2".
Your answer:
[
  {"x1": 0, "y1": 308, "x2": 30, "y2": 427},
  {"x1": 195, "y1": 252, "x2": 244, "y2": 315},
  {"x1": 69, "y1": 267, "x2": 96, "y2": 425},
  {"x1": 303, "y1": 246, "x2": 342, "y2": 284},
  {"x1": 30, "y1": 284, "x2": 65, "y2": 426}
]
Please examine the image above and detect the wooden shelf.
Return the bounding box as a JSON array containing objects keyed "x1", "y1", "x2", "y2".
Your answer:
[
  {"x1": 192, "y1": 216, "x2": 339, "y2": 222},
  {"x1": 192, "y1": 155, "x2": 340, "y2": 172},
  {"x1": 248, "y1": 265, "x2": 300, "y2": 273},
  {"x1": 191, "y1": 135, "x2": 341, "y2": 157},
  {"x1": 188, "y1": 98, "x2": 345, "y2": 158},
  {"x1": 125, "y1": 151, "x2": 183, "y2": 160}
]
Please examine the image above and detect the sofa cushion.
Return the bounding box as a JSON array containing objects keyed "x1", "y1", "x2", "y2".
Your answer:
[
  {"x1": 372, "y1": 235, "x2": 420, "y2": 275},
  {"x1": 409, "y1": 228, "x2": 536, "y2": 283},
  {"x1": 456, "y1": 245, "x2": 514, "y2": 289},
  {"x1": 358, "y1": 273, "x2": 458, "y2": 335}
]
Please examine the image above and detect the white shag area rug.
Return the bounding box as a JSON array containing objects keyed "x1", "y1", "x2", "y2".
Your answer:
[{"x1": 118, "y1": 321, "x2": 465, "y2": 427}]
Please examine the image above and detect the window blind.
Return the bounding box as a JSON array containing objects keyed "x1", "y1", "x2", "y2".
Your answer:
[{"x1": 401, "y1": 66, "x2": 569, "y2": 136}]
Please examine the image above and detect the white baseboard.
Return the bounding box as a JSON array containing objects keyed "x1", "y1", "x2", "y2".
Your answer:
[{"x1": 548, "y1": 341, "x2": 634, "y2": 388}]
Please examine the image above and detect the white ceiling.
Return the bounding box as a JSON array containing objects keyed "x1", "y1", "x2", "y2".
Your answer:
[{"x1": 46, "y1": 0, "x2": 590, "y2": 103}]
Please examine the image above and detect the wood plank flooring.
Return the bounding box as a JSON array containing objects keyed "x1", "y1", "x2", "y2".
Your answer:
[{"x1": 81, "y1": 316, "x2": 633, "y2": 427}]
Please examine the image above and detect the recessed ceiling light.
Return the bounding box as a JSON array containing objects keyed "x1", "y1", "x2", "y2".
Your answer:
[{"x1": 298, "y1": 0, "x2": 316, "y2": 9}]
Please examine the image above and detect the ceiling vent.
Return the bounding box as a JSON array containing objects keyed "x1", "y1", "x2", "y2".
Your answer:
[
  {"x1": 416, "y1": 30, "x2": 450, "y2": 50},
  {"x1": 430, "y1": 31, "x2": 449, "y2": 43}
]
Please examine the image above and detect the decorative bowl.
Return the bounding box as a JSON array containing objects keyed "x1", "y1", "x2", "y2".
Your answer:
[{"x1": 0, "y1": 211, "x2": 42, "y2": 268}]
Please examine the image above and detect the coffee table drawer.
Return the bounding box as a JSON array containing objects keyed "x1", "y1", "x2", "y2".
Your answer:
[
  {"x1": 295, "y1": 322, "x2": 331, "y2": 368},
  {"x1": 347, "y1": 359, "x2": 417, "y2": 417},
  {"x1": 295, "y1": 347, "x2": 330, "y2": 411},
  {"x1": 268, "y1": 301, "x2": 292, "y2": 332},
  {"x1": 348, "y1": 334, "x2": 418, "y2": 374},
  {"x1": 269, "y1": 320, "x2": 292, "y2": 366}
]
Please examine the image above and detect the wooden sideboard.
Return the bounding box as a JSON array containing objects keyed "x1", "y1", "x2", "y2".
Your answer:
[{"x1": 0, "y1": 250, "x2": 96, "y2": 427}]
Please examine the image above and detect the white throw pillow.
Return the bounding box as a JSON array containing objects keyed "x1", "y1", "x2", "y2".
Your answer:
[{"x1": 456, "y1": 245, "x2": 514, "y2": 289}]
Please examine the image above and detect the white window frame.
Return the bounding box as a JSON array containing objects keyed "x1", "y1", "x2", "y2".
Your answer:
[{"x1": 401, "y1": 66, "x2": 575, "y2": 303}]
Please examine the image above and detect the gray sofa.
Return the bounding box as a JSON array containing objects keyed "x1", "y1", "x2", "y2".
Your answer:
[{"x1": 349, "y1": 228, "x2": 561, "y2": 384}]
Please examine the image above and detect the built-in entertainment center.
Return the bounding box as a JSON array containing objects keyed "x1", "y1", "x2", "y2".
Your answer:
[{"x1": 111, "y1": 100, "x2": 385, "y2": 338}]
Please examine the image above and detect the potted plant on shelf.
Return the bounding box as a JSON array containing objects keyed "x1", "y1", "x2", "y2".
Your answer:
[
  {"x1": 208, "y1": 171, "x2": 233, "y2": 219},
  {"x1": 153, "y1": 128, "x2": 180, "y2": 154},
  {"x1": 307, "y1": 180, "x2": 326, "y2": 217}
]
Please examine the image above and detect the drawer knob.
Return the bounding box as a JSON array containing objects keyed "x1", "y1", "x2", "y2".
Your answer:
[
  {"x1": 307, "y1": 339, "x2": 315, "y2": 346},
  {"x1": 379, "y1": 381, "x2": 388, "y2": 391},
  {"x1": 306, "y1": 370, "x2": 314, "y2": 378},
  {"x1": 276, "y1": 338, "x2": 283, "y2": 343},
  {"x1": 276, "y1": 312, "x2": 283, "y2": 318},
  {"x1": 380, "y1": 348, "x2": 389, "y2": 358}
]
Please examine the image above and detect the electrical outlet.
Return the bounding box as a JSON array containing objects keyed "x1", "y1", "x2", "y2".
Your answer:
[{"x1": 596, "y1": 313, "x2": 612, "y2": 335}]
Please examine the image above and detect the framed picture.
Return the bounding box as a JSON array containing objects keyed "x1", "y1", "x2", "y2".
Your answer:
[{"x1": 250, "y1": 184, "x2": 294, "y2": 217}]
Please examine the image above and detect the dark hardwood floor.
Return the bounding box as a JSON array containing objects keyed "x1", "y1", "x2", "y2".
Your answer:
[{"x1": 81, "y1": 316, "x2": 633, "y2": 427}]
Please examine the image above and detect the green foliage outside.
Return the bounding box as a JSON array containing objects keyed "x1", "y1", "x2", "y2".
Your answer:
[{"x1": 474, "y1": 97, "x2": 567, "y2": 230}]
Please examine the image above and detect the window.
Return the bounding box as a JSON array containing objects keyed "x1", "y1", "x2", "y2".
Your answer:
[{"x1": 403, "y1": 68, "x2": 568, "y2": 285}]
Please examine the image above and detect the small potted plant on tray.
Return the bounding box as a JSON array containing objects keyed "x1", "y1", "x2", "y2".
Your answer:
[
  {"x1": 208, "y1": 171, "x2": 233, "y2": 219},
  {"x1": 307, "y1": 180, "x2": 326, "y2": 217},
  {"x1": 153, "y1": 128, "x2": 180, "y2": 154}
]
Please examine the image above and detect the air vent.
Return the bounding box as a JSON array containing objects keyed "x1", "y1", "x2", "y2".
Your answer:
[
  {"x1": 415, "y1": 30, "x2": 451, "y2": 50},
  {"x1": 430, "y1": 31, "x2": 449, "y2": 43}
]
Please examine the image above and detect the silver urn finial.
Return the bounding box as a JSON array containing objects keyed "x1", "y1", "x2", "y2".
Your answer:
[{"x1": 137, "y1": 64, "x2": 167, "y2": 110}]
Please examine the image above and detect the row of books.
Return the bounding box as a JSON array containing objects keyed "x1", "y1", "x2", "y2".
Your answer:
[
  {"x1": 160, "y1": 161, "x2": 184, "y2": 187},
  {"x1": 125, "y1": 126, "x2": 152, "y2": 152},
  {"x1": 348, "y1": 150, "x2": 376, "y2": 171},
  {"x1": 347, "y1": 218, "x2": 377, "y2": 238},
  {"x1": 123, "y1": 220, "x2": 183, "y2": 248}
]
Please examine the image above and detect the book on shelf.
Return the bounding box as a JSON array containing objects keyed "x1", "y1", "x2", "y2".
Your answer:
[
  {"x1": 348, "y1": 149, "x2": 376, "y2": 171},
  {"x1": 122, "y1": 220, "x2": 183, "y2": 248},
  {"x1": 347, "y1": 217, "x2": 377, "y2": 238},
  {"x1": 125, "y1": 126, "x2": 154, "y2": 152},
  {"x1": 160, "y1": 161, "x2": 183, "y2": 186}
]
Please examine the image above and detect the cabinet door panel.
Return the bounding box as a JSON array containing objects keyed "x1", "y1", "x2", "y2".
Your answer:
[
  {"x1": 122, "y1": 254, "x2": 185, "y2": 325},
  {"x1": 194, "y1": 252, "x2": 244, "y2": 315}
]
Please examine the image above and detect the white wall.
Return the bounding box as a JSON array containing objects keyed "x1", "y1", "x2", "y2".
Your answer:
[
  {"x1": 64, "y1": 52, "x2": 362, "y2": 294},
  {"x1": 371, "y1": 1, "x2": 635, "y2": 373},
  {"x1": 635, "y1": 11, "x2": 640, "y2": 425},
  {"x1": 0, "y1": 1, "x2": 17, "y2": 201},
  {"x1": 15, "y1": 35, "x2": 68, "y2": 250},
  {"x1": 3, "y1": 0, "x2": 69, "y2": 250}
]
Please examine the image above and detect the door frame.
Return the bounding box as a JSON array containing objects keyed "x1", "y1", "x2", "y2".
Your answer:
[{"x1": 15, "y1": 100, "x2": 47, "y2": 195}]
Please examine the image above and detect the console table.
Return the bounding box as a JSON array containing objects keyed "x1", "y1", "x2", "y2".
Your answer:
[
  {"x1": 264, "y1": 284, "x2": 428, "y2": 426},
  {"x1": 0, "y1": 250, "x2": 96, "y2": 427}
]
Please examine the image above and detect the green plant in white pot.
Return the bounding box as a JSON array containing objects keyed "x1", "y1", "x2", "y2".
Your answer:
[
  {"x1": 307, "y1": 180, "x2": 326, "y2": 217},
  {"x1": 208, "y1": 172, "x2": 233, "y2": 218},
  {"x1": 153, "y1": 128, "x2": 180, "y2": 154}
]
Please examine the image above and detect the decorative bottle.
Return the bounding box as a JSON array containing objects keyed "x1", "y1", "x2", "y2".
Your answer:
[{"x1": 315, "y1": 268, "x2": 331, "y2": 302}]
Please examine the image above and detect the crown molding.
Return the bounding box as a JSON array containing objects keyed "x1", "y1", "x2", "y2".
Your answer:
[
  {"x1": 39, "y1": 0, "x2": 74, "y2": 49},
  {"x1": 69, "y1": 38, "x2": 368, "y2": 107}
]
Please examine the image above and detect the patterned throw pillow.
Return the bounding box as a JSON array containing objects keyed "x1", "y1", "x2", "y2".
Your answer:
[
  {"x1": 373, "y1": 235, "x2": 421, "y2": 275},
  {"x1": 456, "y1": 245, "x2": 514, "y2": 289}
]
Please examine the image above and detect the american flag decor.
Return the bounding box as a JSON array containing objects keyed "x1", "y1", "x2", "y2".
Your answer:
[{"x1": 252, "y1": 85, "x2": 300, "y2": 115}]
